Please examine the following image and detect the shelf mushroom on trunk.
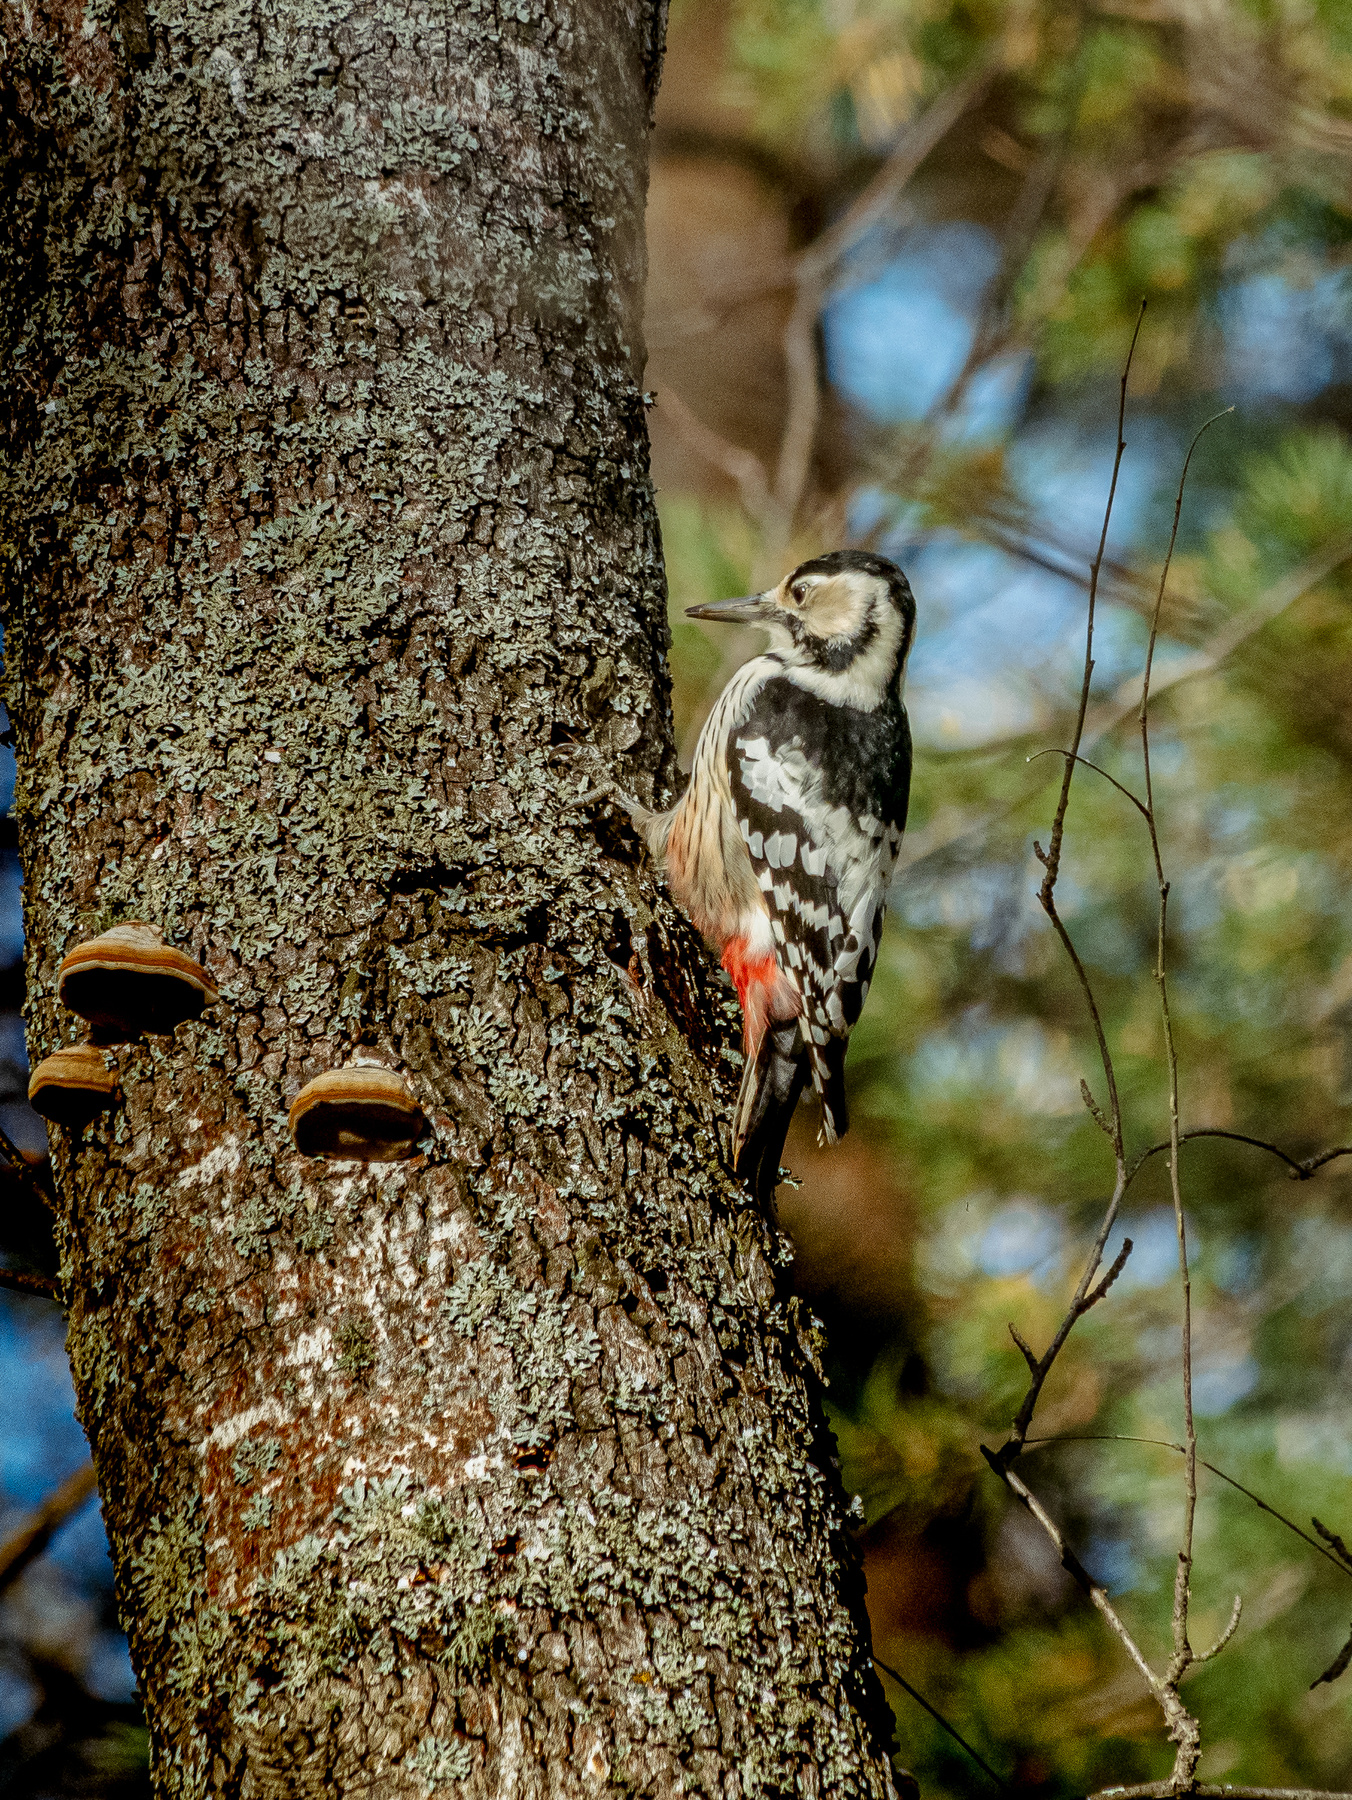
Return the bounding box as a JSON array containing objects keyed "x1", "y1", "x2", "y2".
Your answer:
[
  {"x1": 27, "y1": 1044, "x2": 119, "y2": 1126},
  {"x1": 57, "y1": 922, "x2": 218, "y2": 1040},
  {"x1": 288, "y1": 1066, "x2": 427, "y2": 1162}
]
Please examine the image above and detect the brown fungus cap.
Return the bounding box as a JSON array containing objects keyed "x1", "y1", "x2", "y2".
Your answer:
[
  {"x1": 288, "y1": 1066, "x2": 427, "y2": 1163},
  {"x1": 57, "y1": 922, "x2": 218, "y2": 1039},
  {"x1": 28, "y1": 1045, "x2": 119, "y2": 1126}
]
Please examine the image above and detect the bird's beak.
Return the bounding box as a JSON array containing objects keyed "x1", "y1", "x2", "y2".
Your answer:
[{"x1": 685, "y1": 592, "x2": 777, "y2": 625}]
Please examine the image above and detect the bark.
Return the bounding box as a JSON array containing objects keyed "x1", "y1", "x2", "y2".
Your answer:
[{"x1": 0, "y1": 3, "x2": 899, "y2": 1796}]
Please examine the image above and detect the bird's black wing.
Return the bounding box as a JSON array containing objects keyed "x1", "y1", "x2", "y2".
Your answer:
[{"x1": 727, "y1": 675, "x2": 911, "y2": 1149}]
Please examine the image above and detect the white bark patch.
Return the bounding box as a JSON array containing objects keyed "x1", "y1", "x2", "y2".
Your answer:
[
  {"x1": 176, "y1": 1136, "x2": 243, "y2": 1190},
  {"x1": 202, "y1": 1397, "x2": 289, "y2": 1451}
]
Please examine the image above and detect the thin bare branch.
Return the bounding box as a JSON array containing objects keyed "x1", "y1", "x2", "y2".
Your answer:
[
  {"x1": 1083, "y1": 526, "x2": 1352, "y2": 753},
  {"x1": 1081, "y1": 1077, "x2": 1115, "y2": 1138},
  {"x1": 1084, "y1": 1235, "x2": 1134, "y2": 1308},
  {"x1": 1296, "y1": 1144, "x2": 1352, "y2": 1177},
  {"x1": 1027, "y1": 1432, "x2": 1352, "y2": 1584},
  {"x1": 1092, "y1": 1785, "x2": 1352, "y2": 1799},
  {"x1": 1312, "y1": 1519, "x2": 1352, "y2": 1571},
  {"x1": 1196, "y1": 1594, "x2": 1243, "y2": 1664},
  {"x1": 986, "y1": 1458, "x2": 1168, "y2": 1695},
  {"x1": 0, "y1": 1128, "x2": 55, "y2": 1217},
  {"x1": 872, "y1": 1657, "x2": 1010, "y2": 1791},
  {"x1": 1126, "y1": 1127, "x2": 1307, "y2": 1185},
  {"x1": 1137, "y1": 408, "x2": 1228, "y2": 1784},
  {"x1": 1038, "y1": 301, "x2": 1145, "y2": 902},
  {"x1": 0, "y1": 1462, "x2": 98, "y2": 1598},
  {"x1": 1311, "y1": 1624, "x2": 1352, "y2": 1690},
  {"x1": 893, "y1": 532, "x2": 1352, "y2": 880},
  {"x1": 988, "y1": 314, "x2": 1145, "y2": 1471},
  {"x1": 985, "y1": 1457, "x2": 1218, "y2": 1774},
  {"x1": 1008, "y1": 1322, "x2": 1040, "y2": 1372},
  {"x1": 1027, "y1": 746, "x2": 1150, "y2": 819}
]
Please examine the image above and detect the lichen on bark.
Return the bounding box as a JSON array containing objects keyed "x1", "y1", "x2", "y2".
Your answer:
[{"x1": 0, "y1": 0, "x2": 901, "y2": 1793}]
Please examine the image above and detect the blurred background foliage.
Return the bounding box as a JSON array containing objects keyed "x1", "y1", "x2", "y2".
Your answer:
[
  {"x1": 648, "y1": 0, "x2": 1352, "y2": 1790},
  {"x1": 2, "y1": 0, "x2": 1352, "y2": 1792}
]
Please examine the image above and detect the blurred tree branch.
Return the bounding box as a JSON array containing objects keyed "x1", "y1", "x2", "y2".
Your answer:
[
  {"x1": 0, "y1": 1464, "x2": 97, "y2": 1599},
  {"x1": 0, "y1": 1266, "x2": 58, "y2": 1300}
]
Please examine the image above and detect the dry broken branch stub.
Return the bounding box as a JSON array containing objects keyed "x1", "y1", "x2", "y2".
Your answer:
[{"x1": 0, "y1": 1267, "x2": 59, "y2": 1301}]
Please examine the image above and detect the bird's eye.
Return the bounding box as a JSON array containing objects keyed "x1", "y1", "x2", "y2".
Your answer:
[{"x1": 791, "y1": 583, "x2": 807, "y2": 604}]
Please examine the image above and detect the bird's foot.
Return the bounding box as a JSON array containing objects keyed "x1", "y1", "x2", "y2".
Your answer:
[{"x1": 558, "y1": 743, "x2": 646, "y2": 822}]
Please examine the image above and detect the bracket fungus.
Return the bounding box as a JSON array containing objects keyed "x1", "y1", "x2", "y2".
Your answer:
[
  {"x1": 57, "y1": 922, "x2": 218, "y2": 1038},
  {"x1": 28, "y1": 1045, "x2": 119, "y2": 1126},
  {"x1": 288, "y1": 1066, "x2": 427, "y2": 1162}
]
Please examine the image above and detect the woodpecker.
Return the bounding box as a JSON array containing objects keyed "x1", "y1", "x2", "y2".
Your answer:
[{"x1": 588, "y1": 549, "x2": 915, "y2": 1203}]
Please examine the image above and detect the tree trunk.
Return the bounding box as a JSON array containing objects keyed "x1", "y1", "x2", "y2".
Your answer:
[{"x1": 0, "y1": 3, "x2": 899, "y2": 1794}]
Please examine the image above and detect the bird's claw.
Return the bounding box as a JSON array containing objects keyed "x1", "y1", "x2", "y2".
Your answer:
[{"x1": 557, "y1": 744, "x2": 646, "y2": 823}]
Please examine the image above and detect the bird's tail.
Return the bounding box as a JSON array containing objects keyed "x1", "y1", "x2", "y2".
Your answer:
[
  {"x1": 807, "y1": 1034, "x2": 849, "y2": 1147},
  {"x1": 732, "y1": 1020, "x2": 811, "y2": 1207}
]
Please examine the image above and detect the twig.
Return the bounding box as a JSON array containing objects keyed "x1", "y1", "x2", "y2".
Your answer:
[
  {"x1": 892, "y1": 532, "x2": 1352, "y2": 881},
  {"x1": 1085, "y1": 527, "x2": 1352, "y2": 752},
  {"x1": 1294, "y1": 1143, "x2": 1352, "y2": 1177},
  {"x1": 1124, "y1": 1127, "x2": 1352, "y2": 1187},
  {"x1": 872, "y1": 1657, "x2": 1009, "y2": 1791},
  {"x1": 0, "y1": 1266, "x2": 59, "y2": 1301},
  {"x1": 1024, "y1": 1432, "x2": 1352, "y2": 1584},
  {"x1": 0, "y1": 1119, "x2": 35, "y2": 1176},
  {"x1": 1311, "y1": 1625, "x2": 1352, "y2": 1689},
  {"x1": 1027, "y1": 747, "x2": 1149, "y2": 820},
  {"x1": 1312, "y1": 1520, "x2": 1352, "y2": 1571},
  {"x1": 983, "y1": 1455, "x2": 1205, "y2": 1754},
  {"x1": 988, "y1": 308, "x2": 1145, "y2": 1470},
  {"x1": 1139, "y1": 413, "x2": 1229, "y2": 1785},
  {"x1": 982, "y1": 377, "x2": 1258, "y2": 1790},
  {"x1": 1092, "y1": 1785, "x2": 1352, "y2": 1799},
  {"x1": 1037, "y1": 302, "x2": 1145, "y2": 900},
  {"x1": 1195, "y1": 1593, "x2": 1243, "y2": 1663},
  {"x1": 0, "y1": 1462, "x2": 98, "y2": 1597}
]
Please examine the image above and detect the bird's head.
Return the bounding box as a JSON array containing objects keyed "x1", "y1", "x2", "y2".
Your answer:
[{"x1": 686, "y1": 550, "x2": 916, "y2": 701}]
